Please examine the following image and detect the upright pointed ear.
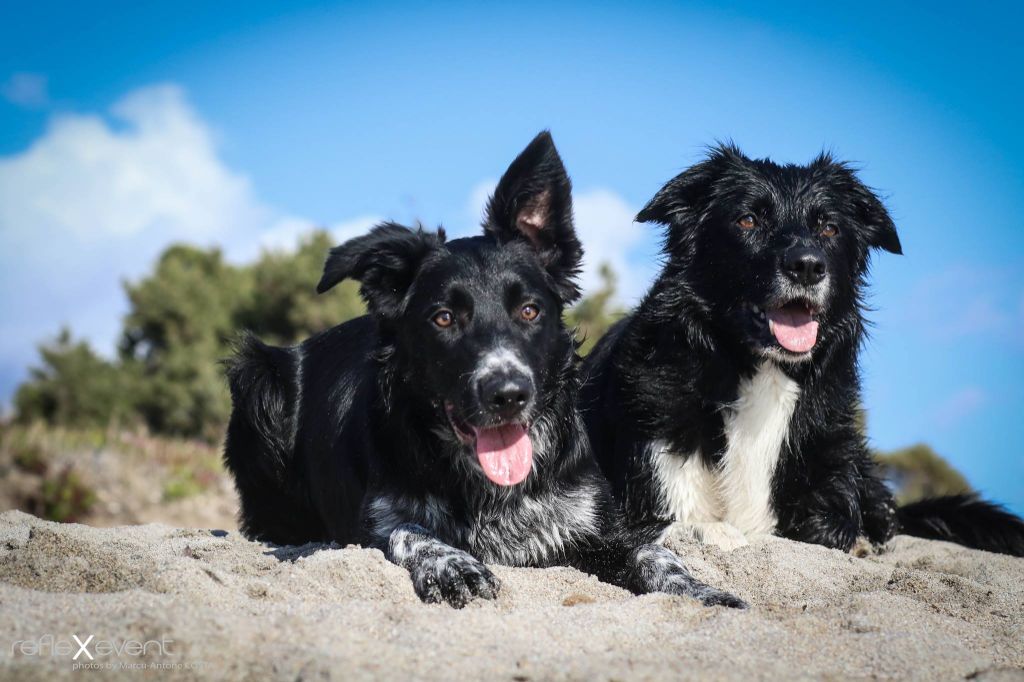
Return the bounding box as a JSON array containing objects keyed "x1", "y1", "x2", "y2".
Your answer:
[
  {"x1": 317, "y1": 222, "x2": 445, "y2": 318},
  {"x1": 484, "y1": 131, "x2": 583, "y2": 303}
]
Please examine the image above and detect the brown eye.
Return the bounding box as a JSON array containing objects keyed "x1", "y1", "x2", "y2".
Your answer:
[
  {"x1": 737, "y1": 214, "x2": 757, "y2": 230},
  {"x1": 520, "y1": 304, "x2": 540, "y2": 322},
  {"x1": 820, "y1": 224, "x2": 839, "y2": 238},
  {"x1": 432, "y1": 310, "x2": 454, "y2": 328}
]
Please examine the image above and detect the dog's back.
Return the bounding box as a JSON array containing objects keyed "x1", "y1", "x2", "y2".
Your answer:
[{"x1": 224, "y1": 318, "x2": 378, "y2": 545}]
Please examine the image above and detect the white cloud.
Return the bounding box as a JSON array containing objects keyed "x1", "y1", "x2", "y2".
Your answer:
[
  {"x1": 0, "y1": 85, "x2": 264, "y2": 243},
  {"x1": 464, "y1": 179, "x2": 497, "y2": 232},
  {"x1": 330, "y1": 215, "x2": 384, "y2": 245},
  {"x1": 250, "y1": 215, "x2": 382, "y2": 258},
  {"x1": 2, "y1": 72, "x2": 49, "y2": 108},
  {"x1": 0, "y1": 85, "x2": 274, "y2": 370},
  {"x1": 0, "y1": 82, "x2": 660, "y2": 407},
  {"x1": 572, "y1": 188, "x2": 656, "y2": 304},
  {"x1": 0, "y1": 84, "x2": 375, "y2": 402}
]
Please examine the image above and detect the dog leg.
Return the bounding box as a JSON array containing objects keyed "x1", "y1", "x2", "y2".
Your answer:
[
  {"x1": 779, "y1": 467, "x2": 862, "y2": 551},
  {"x1": 858, "y1": 465, "x2": 899, "y2": 545},
  {"x1": 629, "y1": 544, "x2": 747, "y2": 607},
  {"x1": 575, "y1": 535, "x2": 747, "y2": 608},
  {"x1": 386, "y1": 523, "x2": 500, "y2": 608}
]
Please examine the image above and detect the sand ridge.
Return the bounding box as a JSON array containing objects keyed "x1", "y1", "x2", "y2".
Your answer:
[{"x1": 1, "y1": 510, "x2": 1022, "y2": 680}]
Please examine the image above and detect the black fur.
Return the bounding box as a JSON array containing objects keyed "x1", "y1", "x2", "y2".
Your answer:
[
  {"x1": 581, "y1": 143, "x2": 1024, "y2": 557},
  {"x1": 897, "y1": 495, "x2": 1024, "y2": 556},
  {"x1": 224, "y1": 132, "x2": 746, "y2": 608}
]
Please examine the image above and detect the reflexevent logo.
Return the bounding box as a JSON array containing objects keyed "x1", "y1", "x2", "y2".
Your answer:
[{"x1": 9, "y1": 634, "x2": 204, "y2": 672}]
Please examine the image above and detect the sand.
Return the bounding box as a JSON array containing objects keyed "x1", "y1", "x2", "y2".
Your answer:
[{"x1": 0, "y1": 510, "x2": 1021, "y2": 681}]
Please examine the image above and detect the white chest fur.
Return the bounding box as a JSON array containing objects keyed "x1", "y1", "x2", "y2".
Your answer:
[{"x1": 651, "y1": 364, "x2": 801, "y2": 536}]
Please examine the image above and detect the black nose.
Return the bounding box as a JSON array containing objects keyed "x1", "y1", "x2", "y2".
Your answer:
[
  {"x1": 783, "y1": 247, "x2": 827, "y2": 286},
  {"x1": 478, "y1": 375, "x2": 533, "y2": 420}
]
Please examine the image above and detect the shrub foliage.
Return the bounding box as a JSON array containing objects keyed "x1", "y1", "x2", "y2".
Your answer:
[{"x1": 11, "y1": 236, "x2": 974, "y2": 506}]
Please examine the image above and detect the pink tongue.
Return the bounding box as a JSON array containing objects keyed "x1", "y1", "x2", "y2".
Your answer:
[
  {"x1": 475, "y1": 424, "x2": 533, "y2": 486},
  {"x1": 767, "y1": 307, "x2": 819, "y2": 353}
]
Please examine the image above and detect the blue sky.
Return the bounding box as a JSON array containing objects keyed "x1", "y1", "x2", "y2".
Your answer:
[{"x1": 1, "y1": 1, "x2": 1021, "y2": 513}]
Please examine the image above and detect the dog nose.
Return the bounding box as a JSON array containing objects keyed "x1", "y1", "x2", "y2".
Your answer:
[
  {"x1": 478, "y1": 375, "x2": 533, "y2": 420},
  {"x1": 783, "y1": 247, "x2": 827, "y2": 286}
]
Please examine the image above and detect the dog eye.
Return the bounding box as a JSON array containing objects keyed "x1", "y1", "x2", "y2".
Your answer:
[
  {"x1": 737, "y1": 214, "x2": 757, "y2": 230},
  {"x1": 520, "y1": 304, "x2": 541, "y2": 322},
  {"x1": 431, "y1": 310, "x2": 455, "y2": 328},
  {"x1": 820, "y1": 224, "x2": 839, "y2": 238}
]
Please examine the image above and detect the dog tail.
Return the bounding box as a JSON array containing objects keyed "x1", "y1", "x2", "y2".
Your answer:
[
  {"x1": 223, "y1": 333, "x2": 299, "y2": 480},
  {"x1": 896, "y1": 494, "x2": 1024, "y2": 557}
]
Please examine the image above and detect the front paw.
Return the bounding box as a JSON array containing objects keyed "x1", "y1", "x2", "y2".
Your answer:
[
  {"x1": 409, "y1": 550, "x2": 500, "y2": 608},
  {"x1": 789, "y1": 513, "x2": 859, "y2": 552},
  {"x1": 861, "y1": 498, "x2": 898, "y2": 545},
  {"x1": 658, "y1": 572, "x2": 748, "y2": 609},
  {"x1": 633, "y1": 545, "x2": 747, "y2": 609},
  {"x1": 683, "y1": 582, "x2": 749, "y2": 609}
]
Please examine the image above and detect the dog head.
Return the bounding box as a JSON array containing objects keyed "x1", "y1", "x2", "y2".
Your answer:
[
  {"x1": 316, "y1": 131, "x2": 582, "y2": 485},
  {"x1": 637, "y1": 144, "x2": 901, "y2": 364}
]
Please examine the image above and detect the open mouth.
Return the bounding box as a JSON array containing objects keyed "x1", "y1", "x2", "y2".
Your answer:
[
  {"x1": 445, "y1": 403, "x2": 533, "y2": 486},
  {"x1": 753, "y1": 299, "x2": 820, "y2": 354}
]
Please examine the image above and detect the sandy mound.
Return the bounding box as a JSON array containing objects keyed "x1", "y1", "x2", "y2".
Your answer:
[{"x1": 0, "y1": 510, "x2": 1021, "y2": 681}]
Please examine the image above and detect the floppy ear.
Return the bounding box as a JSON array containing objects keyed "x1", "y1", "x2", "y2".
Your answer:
[
  {"x1": 484, "y1": 130, "x2": 583, "y2": 303},
  {"x1": 635, "y1": 144, "x2": 740, "y2": 248},
  {"x1": 811, "y1": 154, "x2": 902, "y2": 256},
  {"x1": 317, "y1": 222, "x2": 445, "y2": 318},
  {"x1": 849, "y1": 181, "x2": 902, "y2": 255},
  {"x1": 636, "y1": 163, "x2": 716, "y2": 225}
]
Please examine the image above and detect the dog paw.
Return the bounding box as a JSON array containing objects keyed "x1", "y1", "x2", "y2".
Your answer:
[
  {"x1": 658, "y1": 572, "x2": 748, "y2": 609},
  {"x1": 692, "y1": 585, "x2": 749, "y2": 609},
  {"x1": 409, "y1": 550, "x2": 500, "y2": 609},
  {"x1": 632, "y1": 544, "x2": 747, "y2": 609}
]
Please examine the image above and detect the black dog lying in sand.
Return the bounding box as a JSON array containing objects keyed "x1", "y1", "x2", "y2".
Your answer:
[
  {"x1": 581, "y1": 144, "x2": 1024, "y2": 557},
  {"x1": 224, "y1": 132, "x2": 745, "y2": 608}
]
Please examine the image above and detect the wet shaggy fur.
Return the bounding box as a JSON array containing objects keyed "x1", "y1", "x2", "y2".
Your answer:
[
  {"x1": 581, "y1": 144, "x2": 1024, "y2": 557},
  {"x1": 224, "y1": 132, "x2": 745, "y2": 608}
]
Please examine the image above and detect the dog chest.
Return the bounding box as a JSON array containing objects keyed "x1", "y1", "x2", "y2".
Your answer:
[{"x1": 651, "y1": 364, "x2": 800, "y2": 536}]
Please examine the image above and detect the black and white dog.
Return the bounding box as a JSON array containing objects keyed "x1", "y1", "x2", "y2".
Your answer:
[
  {"x1": 223, "y1": 132, "x2": 745, "y2": 608},
  {"x1": 581, "y1": 144, "x2": 1024, "y2": 557}
]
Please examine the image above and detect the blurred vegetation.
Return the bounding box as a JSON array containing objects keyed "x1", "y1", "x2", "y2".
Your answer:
[
  {"x1": 37, "y1": 466, "x2": 97, "y2": 523},
  {"x1": 856, "y1": 407, "x2": 974, "y2": 503},
  {"x1": 874, "y1": 443, "x2": 972, "y2": 504},
  {"x1": 14, "y1": 329, "x2": 132, "y2": 429},
  {"x1": 565, "y1": 263, "x2": 626, "y2": 355},
  {"x1": 15, "y1": 231, "x2": 362, "y2": 442},
  {"x1": 1, "y1": 422, "x2": 229, "y2": 523},
  {"x1": 10, "y1": 233, "x2": 973, "y2": 509}
]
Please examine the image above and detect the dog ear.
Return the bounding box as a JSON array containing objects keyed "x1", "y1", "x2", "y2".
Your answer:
[
  {"x1": 636, "y1": 144, "x2": 739, "y2": 229},
  {"x1": 816, "y1": 155, "x2": 903, "y2": 256},
  {"x1": 636, "y1": 165, "x2": 711, "y2": 226},
  {"x1": 317, "y1": 222, "x2": 445, "y2": 317},
  {"x1": 850, "y1": 183, "x2": 902, "y2": 255},
  {"x1": 484, "y1": 131, "x2": 583, "y2": 303}
]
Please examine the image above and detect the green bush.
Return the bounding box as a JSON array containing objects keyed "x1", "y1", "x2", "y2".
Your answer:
[
  {"x1": 13, "y1": 230, "x2": 365, "y2": 440},
  {"x1": 14, "y1": 329, "x2": 133, "y2": 429},
  {"x1": 875, "y1": 443, "x2": 972, "y2": 504},
  {"x1": 38, "y1": 466, "x2": 97, "y2": 523},
  {"x1": 565, "y1": 263, "x2": 625, "y2": 355}
]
